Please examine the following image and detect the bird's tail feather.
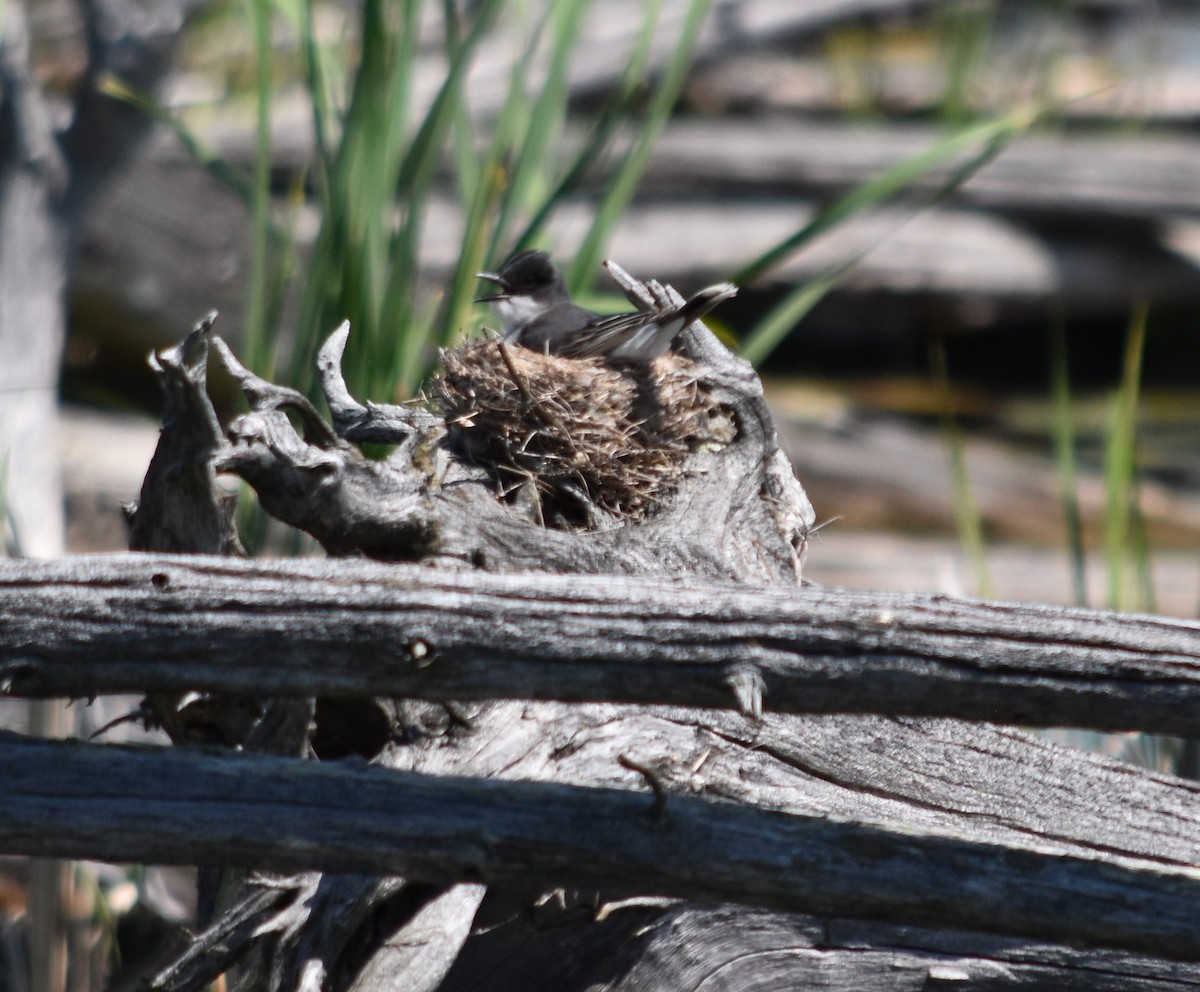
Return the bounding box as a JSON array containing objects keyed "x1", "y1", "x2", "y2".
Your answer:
[{"x1": 677, "y1": 282, "x2": 738, "y2": 326}]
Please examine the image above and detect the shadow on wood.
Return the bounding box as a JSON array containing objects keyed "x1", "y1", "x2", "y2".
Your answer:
[{"x1": 3, "y1": 265, "x2": 1200, "y2": 991}]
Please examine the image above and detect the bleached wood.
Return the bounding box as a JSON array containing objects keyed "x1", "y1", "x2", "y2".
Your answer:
[
  {"x1": 2, "y1": 553, "x2": 1199, "y2": 734},
  {"x1": 3, "y1": 731, "x2": 1200, "y2": 962}
]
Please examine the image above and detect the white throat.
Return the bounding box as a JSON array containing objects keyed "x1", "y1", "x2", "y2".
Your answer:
[{"x1": 492, "y1": 295, "x2": 546, "y2": 337}]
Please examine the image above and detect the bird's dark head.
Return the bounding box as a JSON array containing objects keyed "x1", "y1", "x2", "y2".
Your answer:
[{"x1": 475, "y1": 250, "x2": 566, "y2": 303}]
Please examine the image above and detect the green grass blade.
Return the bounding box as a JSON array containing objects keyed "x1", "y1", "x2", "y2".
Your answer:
[
  {"x1": 732, "y1": 106, "x2": 1041, "y2": 288},
  {"x1": 437, "y1": 159, "x2": 506, "y2": 356},
  {"x1": 290, "y1": 0, "x2": 386, "y2": 380},
  {"x1": 507, "y1": 5, "x2": 658, "y2": 257},
  {"x1": 740, "y1": 269, "x2": 846, "y2": 367},
  {"x1": 439, "y1": 17, "x2": 552, "y2": 356},
  {"x1": 441, "y1": 0, "x2": 462, "y2": 48},
  {"x1": 242, "y1": 0, "x2": 276, "y2": 377},
  {"x1": 1049, "y1": 314, "x2": 1087, "y2": 607},
  {"x1": 387, "y1": 0, "x2": 424, "y2": 162},
  {"x1": 489, "y1": 0, "x2": 591, "y2": 253},
  {"x1": 396, "y1": 0, "x2": 505, "y2": 197},
  {"x1": 735, "y1": 105, "x2": 1042, "y2": 366},
  {"x1": 1103, "y1": 302, "x2": 1149, "y2": 611},
  {"x1": 381, "y1": 0, "x2": 507, "y2": 383},
  {"x1": 931, "y1": 336, "x2": 993, "y2": 598},
  {"x1": 1130, "y1": 488, "x2": 1157, "y2": 614},
  {"x1": 97, "y1": 75, "x2": 253, "y2": 204},
  {"x1": 935, "y1": 2, "x2": 995, "y2": 124},
  {"x1": 566, "y1": 0, "x2": 711, "y2": 290},
  {"x1": 297, "y1": 0, "x2": 334, "y2": 184}
]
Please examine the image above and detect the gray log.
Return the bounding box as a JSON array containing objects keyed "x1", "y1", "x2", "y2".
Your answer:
[
  {"x1": 439, "y1": 902, "x2": 1200, "y2": 992},
  {"x1": 1, "y1": 553, "x2": 1199, "y2": 734},
  {"x1": 44, "y1": 263, "x2": 1200, "y2": 991},
  {"x1": 3, "y1": 731, "x2": 1200, "y2": 962},
  {"x1": 637, "y1": 118, "x2": 1200, "y2": 219}
]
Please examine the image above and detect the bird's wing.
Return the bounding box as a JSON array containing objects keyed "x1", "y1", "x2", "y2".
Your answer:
[
  {"x1": 551, "y1": 283, "x2": 737, "y2": 359},
  {"x1": 513, "y1": 303, "x2": 596, "y2": 353},
  {"x1": 557, "y1": 310, "x2": 658, "y2": 359}
]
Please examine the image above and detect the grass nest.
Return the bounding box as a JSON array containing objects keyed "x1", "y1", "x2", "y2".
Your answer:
[{"x1": 432, "y1": 340, "x2": 737, "y2": 526}]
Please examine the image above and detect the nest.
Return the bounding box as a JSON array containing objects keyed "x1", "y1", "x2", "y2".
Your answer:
[{"x1": 432, "y1": 340, "x2": 736, "y2": 526}]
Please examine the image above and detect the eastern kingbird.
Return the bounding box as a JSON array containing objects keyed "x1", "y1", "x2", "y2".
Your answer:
[{"x1": 475, "y1": 250, "x2": 737, "y2": 360}]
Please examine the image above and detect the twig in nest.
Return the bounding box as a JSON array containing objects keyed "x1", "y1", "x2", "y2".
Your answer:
[
  {"x1": 495, "y1": 340, "x2": 535, "y2": 410},
  {"x1": 432, "y1": 342, "x2": 735, "y2": 526}
]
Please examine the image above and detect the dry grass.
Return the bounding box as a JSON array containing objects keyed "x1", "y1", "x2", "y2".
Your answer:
[{"x1": 433, "y1": 341, "x2": 736, "y2": 525}]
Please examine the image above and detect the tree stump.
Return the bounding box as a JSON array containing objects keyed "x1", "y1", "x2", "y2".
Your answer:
[{"x1": 121, "y1": 267, "x2": 1200, "y2": 992}]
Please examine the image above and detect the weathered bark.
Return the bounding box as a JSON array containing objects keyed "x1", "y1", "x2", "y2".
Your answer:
[
  {"x1": 4, "y1": 729, "x2": 1200, "y2": 961},
  {"x1": 127, "y1": 313, "x2": 243, "y2": 556},
  {"x1": 442, "y1": 902, "x2": 1200, "y2": 992},
  {"x1": 2, "y1": 554, "x2": 1200, "y2": 733},
  {"x1": 11, "y1": 261, "x2": 1199, "y2": 991}
]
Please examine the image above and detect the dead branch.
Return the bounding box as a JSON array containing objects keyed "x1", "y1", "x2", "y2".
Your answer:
[
  {"x1": 4, "y1": 732, "x2": 1200, "y2": 962},
  {"x1": 1, "y1": 554, "x2": 1199, "y2": 734}
]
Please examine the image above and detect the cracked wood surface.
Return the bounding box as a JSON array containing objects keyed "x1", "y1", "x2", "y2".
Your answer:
[
  {"x1": 4, "y1": 706, "x2": 1200, "y2": 964},
  {"x1": 1, "y1": 553, "x2": 1199, "y2": 733},
  {"x1": 11, "y1": 265, "x2": 1199, "y2": 990}
]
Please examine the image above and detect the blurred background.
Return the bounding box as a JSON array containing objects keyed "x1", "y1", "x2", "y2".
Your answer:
[
  {"x1": 2, "y1": 0, "x2": 1200, "y2": 987},
  {"x1": 13, "y1": 0, "x2": 1196, "y2": 614}
]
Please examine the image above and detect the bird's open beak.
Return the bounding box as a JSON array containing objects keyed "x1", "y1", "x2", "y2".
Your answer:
[{"x1": 474, "y1": 271, "x2": 509, "y2": 303}]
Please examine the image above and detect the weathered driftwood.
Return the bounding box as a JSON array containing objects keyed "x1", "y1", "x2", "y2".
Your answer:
[
  {"x1": 637, "y1": 119, "x2": 1200, "y2": 218},
  {"x1": 10, "y1": 263, "x2": 1200, "y2": 991},
  {"x1": 127, "y1": 313, "x2": 243, "y2": 556},
  {"x1": 3, "y1": 554, "x2": 1200, "y2": 733},
  {"x1": 197, "y1": 263, "x2": 812, "y2": 582},
  {"x1": 6, "y1": 697, "x2": 1200, "y2": 989},
  {"x1": 4, "y1": 728, "x2": 1200, "y2": 962}
]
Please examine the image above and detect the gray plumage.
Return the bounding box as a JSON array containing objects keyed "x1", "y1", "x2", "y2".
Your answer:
[{"x1": 476, "y1": 251, "x2": 736, "y2": 361}]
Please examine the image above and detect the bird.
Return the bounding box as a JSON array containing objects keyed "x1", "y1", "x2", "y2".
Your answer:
[{"x1": 475, "y1": 250, "x2": 737, "y2": 361}]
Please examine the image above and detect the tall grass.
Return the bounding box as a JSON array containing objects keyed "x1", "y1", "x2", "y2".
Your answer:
[
  {"x1": 930, "y1": 336, "x2": 993, "y2": 599},
  {"x1": 563, "y1": 0, "x2": 710, "y2": 289},
  {"x1": 736, "y1": 105, "x2": 1043, "y2": 367},
  {"x1": 1048, "y1": 314, "x2": 1088, "y2": 606},
  {"x1": 1050, "y1": 307, "x2": 1155, "y2": 613},
  {"x1": 117, "y1": 1, "x2": 710, "y2": 408},
  {"x1": 1103, "y1": 302, "x2": 1152, "y2": 612},
  {"x1": 123, "y1": 2, "x2": 1049, "y2": 397},
  {"x1": 259, "y1": 0, "x2": 713, "y2": 403}
]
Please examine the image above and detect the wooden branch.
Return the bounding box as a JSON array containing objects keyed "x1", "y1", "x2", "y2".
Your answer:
[
  {"x1": 439, "y1": 901, "x2": 1200, "y2": 992},
  {"x1": 1, "y1": 554, "x2": 1198, "y2": 734},
  {"x1": 49, "y1": 249, "x2": 1200, "y2": 988},
  {"x1": 141, "y1": 699, "x2": 1200, "y2": 989},
  {"x1": 3, "y1": 733, "x2": 1200, "y2": 962},
  {"x1": 128, "y1": 314, "x2": 242, "y2": 556},
  {"x1": 315, "y1": 322, "x2": 443, "y2": 444}
]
